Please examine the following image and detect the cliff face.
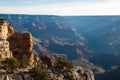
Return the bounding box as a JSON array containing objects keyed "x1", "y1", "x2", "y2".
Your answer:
[
  {"x1": 0, "y1": 18, "x2": 14, "y2": 39},
  {"x1": 7, "y1": 32, "x2": 34, "y2": 65},
  {"x1": 0, "y1": 18, "x2": 13, "y2": 60},
  {"x1": 0, "y1": 17, "x2": 34, "y2": 65},
  {"x1": 0, "y1": 40, "x2": 12, "y2": 60},
  {"x1": 8, "y1": 32, "x2": 33, "y2": 53}
]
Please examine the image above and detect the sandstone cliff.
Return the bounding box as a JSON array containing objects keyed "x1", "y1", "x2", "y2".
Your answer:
[
  {"x1": 0, "y1": 18, "x2": 13, "y2": 60},
  {"x1": 0, "y1": 17, "x2": 34, "y2": 65},
  {"x1": 7, "y1": 32, "x2": 34, "y2": 66},
  {"x1": 0, "y1": 18, "x2": 14, "y2": 39}
]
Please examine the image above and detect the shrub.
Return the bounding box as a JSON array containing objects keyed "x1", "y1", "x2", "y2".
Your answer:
[
  {"x1": 3, "y1": 57, "x2": 19, "y2": 73},
  {"x1": 64, "y1": 73, "x2": 74, "y2": 80},
  {"x1": 56, "y1": 57, "x2": 73, "y2": 72},
  {"x1": 30, "y1": 61, "x2": 50, "y2": 80},
  {"x1": 19, "y1": 54, "x2": 29, "y2": 68}
]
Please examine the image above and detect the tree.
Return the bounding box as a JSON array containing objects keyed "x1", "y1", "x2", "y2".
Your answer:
[
  {"x1": 19, "y1": 54, "x2": 29, "y2": 68},
  {"x1": 56, "y1": 57, "x2": 73, "y2": 72},
  {"x1": 30, "y1": 61, "x2": 50, "y2": 80},
  {"x1": 3, "y1": 57, "x2": 19, "y2": 73}
]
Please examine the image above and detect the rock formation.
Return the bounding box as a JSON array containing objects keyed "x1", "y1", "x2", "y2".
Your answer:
[
  {"x1": 0, "y1": 18, "x2": 14, "y2": 38},
  {"x1": 0, "y1": 67, "x2": 94, "y2": 80},
  {"x1": 0, "y1": 18, "x2": 12, "y2": 60},
  {"x1": 0, "y1": 40, "x2": 12, "y2": 60},
  {"x1": 40, "y1": 52, "x2": 56, "y2": 67},
  {"x1": 0, "y1": 17, "x2": 34, "y2": 65},
  {"x1": 48, "y1": 66, "x2": 94, "y2": 80},
  {"x1": 7, "y1": 32, "x2": 34, "y2": 66},
  {"x1": 0, "y1": 72, "x2": 33, "y2": 80}
]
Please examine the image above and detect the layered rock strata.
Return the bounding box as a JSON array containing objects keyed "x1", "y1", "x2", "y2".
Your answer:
[{"x1": 0, "y1": 18, "x2": 12, "y2": 60}]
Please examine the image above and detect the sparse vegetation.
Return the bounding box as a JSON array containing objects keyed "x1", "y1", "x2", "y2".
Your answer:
[
  {"x1": 2, "y1": 57, "x2": 19, "y2": 73},
  {"x1": 19, "y1": 54, "x2": 29, "y2": 68},
  {"x1": 30, "y1": 61, "x2": 50, "y2": 80},
  {"x1": 56, "y1": 57, "x2": 73, "y2": 72},
  {"x1": 64, "y1": 73, "x2": 74, "y2": 80}
]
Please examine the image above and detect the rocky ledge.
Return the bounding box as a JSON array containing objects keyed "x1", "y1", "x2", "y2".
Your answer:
[{"x1": 0, "y1": 66, "x2": 94, "y2": 80}]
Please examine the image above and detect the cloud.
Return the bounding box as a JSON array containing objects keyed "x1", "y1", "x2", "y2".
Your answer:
[
  {"x1": 0, "y1": 0, "x2": 106, "y2": 7},
  {"x1": 0, "y1": 0, "x2": 120, "y2": 15}
]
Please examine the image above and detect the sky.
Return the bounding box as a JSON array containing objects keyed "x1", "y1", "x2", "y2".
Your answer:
[{"x1": 0, "y1": 0, "x2": 120, "y2": 16}]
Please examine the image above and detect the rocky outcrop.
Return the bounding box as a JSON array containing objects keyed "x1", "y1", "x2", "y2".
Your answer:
[
  {"x1": 0, "y1": 40, "x2": 12, "y2": 60},
  {"x1": 0, "y1": 18, "x2": 13, "y2": 60},
  {"x1": 40, "y1": 52, "x2": 56, "y2": 67},
  {"x1": 8, "y1": 32, "x2": 33, "y2": 53},
  {"x1": 0, "y1": 18, "x2": 14, "y2": 39},
  {"x1": 48, "y1": 66, "x2": 94, "y2": 80},
  {"x1": 71, "y1": 66, "x2": 94, "y2": 80},
  {"x1": 0, "y1": 73, "x2": 33, "y2": 80},
  {"x1": 7, "y1": 32, "x2": 34, "y2": 66},
  {"x1": 0, "y1": 66, "x2": 94, "y2": 80},
  {"x1": 0, "y1": 17, "x2": 34, "y2": 65}
]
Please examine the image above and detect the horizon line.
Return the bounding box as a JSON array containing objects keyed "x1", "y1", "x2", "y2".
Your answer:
[{"x1": 0, "y1": 13, "x2": 120, "y2": 16}]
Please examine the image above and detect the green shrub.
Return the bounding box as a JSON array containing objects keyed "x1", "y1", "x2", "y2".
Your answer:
[
  {"x1": 3, "y1": 57, "x2": 19, "y2": 73},
  {"x1": 30, "y1": 61, "x2": 50, "y2": 80},
  {"x1": 19, "y1": 54, "x2": 29, "y2": 68},
  {"x1": 56, "y1": 57, "x2": 73, "y2": 71},
  {"x1": 64, "y1": 73, "x2": 74, "y2": 80}
]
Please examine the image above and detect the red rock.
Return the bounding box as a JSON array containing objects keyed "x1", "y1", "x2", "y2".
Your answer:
[
  {"x1": 40, "y1": 52, "x2": 55, "y2": 67},
  {"x1": 7, "y1": 32, "x2": 34, "y2": 66}
]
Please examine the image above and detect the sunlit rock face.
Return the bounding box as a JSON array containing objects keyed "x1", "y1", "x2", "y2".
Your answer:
[
  {"x1": 0, "y1": 18, "x2": 14, "y2": 39},
  {"x1": 0, "y1": 18, "x2": 13, "y2": 60},
  {"x1": 0, "y1": 23, "x2": 8, "y2": 40},
  {"x1": 0, "y1": 40, "x2": 12, "y2": 60}
]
